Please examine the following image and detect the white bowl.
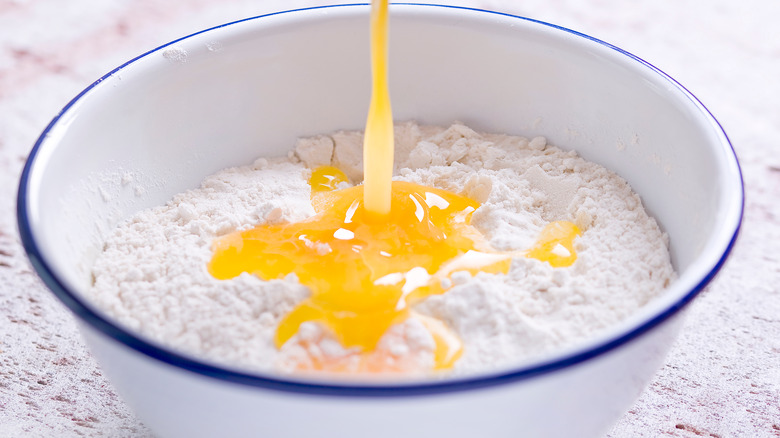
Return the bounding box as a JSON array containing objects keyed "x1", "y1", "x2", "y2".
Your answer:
[{"x1": 17, "y1": 4, "x2": 743, "y2": 438}]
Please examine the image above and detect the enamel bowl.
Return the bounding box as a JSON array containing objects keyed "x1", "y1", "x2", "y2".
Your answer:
[{"x1": 17, "y1": 4, "x2": 742, "y2": 438}]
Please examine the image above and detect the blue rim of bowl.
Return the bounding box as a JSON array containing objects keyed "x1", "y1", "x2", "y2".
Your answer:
[{"x1": 17, "y1": 3, "x2": 744, "y2": 397}]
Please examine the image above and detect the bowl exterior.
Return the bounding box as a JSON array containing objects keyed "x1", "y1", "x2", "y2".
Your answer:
[{"x1": 81, "y1": 313, "x2": 684, "y2": 438}]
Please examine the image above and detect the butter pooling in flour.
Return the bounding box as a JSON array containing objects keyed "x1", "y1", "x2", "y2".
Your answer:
[{"x1": 208, "y1": 1, "x2": 581, "y2": 372}]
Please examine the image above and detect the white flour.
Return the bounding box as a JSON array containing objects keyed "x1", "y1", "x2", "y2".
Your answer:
[{"x1": 89, "y1": 122, "x2": 675, "y2": 377}]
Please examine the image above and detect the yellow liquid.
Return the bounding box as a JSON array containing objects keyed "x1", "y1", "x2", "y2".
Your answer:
[
  {"x1": 363, "y1": 0, "x2": 394, "y2": 217},
  {"x1": 209, "y1": 167, "x2": 582, "y2": 371},
  {"x1": 526, "y1": 221, "x2": 580, "y2": 267},
  {"x1": 208, "y1": 2, "x2": 582, "y2": 373}
]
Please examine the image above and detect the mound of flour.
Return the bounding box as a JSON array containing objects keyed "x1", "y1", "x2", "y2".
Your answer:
[{"x1": 89, "y1": 121, "x2": 675, "y2": 376}]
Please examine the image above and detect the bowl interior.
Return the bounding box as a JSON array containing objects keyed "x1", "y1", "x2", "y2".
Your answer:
[{"x1": 20, "y1": 4, "x2": 741, "y2": 381}]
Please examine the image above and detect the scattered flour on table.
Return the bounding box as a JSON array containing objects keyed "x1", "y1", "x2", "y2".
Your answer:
[{"x1": 88, "y1": 121, "x2": 675, "y2": 376}]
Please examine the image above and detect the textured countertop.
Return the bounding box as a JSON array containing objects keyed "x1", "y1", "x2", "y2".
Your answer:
[{"x1": 1, "y1": 1, "x2": 778, "y2": 436}]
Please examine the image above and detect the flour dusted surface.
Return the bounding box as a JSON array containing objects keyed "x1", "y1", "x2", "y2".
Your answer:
[{"x1": 89, "y1": 122, "x2": 675, "y2": 377}]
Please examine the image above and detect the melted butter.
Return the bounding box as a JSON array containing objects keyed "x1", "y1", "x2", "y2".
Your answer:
[
  {"x1": 209, "y1": 166, "x2": 582, "y2": 371},
  {"x1": 363, "y1": 0, "x2": 394, "y2": 216},
  {"x1": 526, "y1": 221, "x2": 581, "y2": 268},
  {"x1": 310, "y1": 166, "x2": 349, "y2": 193},
  {"x1": 207, "y1": 0, "x2": 582, "y2": 373}
]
